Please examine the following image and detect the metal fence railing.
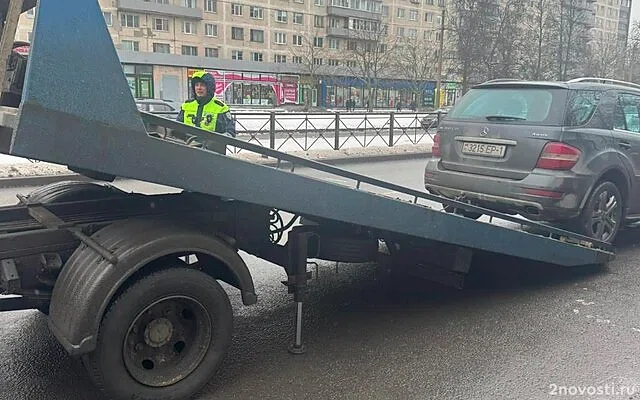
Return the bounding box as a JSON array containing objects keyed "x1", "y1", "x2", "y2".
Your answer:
[{"x1": 147, "y1": 111, "x2": 445, "y2": 154}]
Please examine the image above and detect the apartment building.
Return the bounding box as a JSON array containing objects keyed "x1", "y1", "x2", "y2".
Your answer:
[
  {"x1": 15, "y1": 0, "x2": 456, "y2": 108},
  {"x1": 592, "y1": 0, "x2": 631, "y2": 46}
]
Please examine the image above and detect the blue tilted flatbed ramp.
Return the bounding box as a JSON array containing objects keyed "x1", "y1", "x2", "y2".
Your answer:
[{"x1": 3, "y1": 0, "x2": 614, "y2": 267}]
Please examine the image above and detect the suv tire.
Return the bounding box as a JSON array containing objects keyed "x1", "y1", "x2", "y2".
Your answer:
[{"x1": 576, "y1": 181, "x2": 623, "y2": 243}]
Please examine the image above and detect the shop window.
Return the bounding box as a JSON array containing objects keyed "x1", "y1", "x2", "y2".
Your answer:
[{"x1": 123, "y1": 64, "x2": 154, "y2": 99}]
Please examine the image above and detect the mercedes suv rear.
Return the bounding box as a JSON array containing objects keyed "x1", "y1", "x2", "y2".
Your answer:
[{"x1": 424, "y1": 78, "x2": 640, "y2": 243}]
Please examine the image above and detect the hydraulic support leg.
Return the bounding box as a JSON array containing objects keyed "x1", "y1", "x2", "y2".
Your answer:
[{"x1": 285, "y1": 227, "x2": 312, "y2": 355}]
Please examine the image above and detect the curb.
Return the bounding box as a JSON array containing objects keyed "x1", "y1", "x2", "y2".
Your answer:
[{"x1": 0, "y1": 151, "x2": 432, "y2": 189}]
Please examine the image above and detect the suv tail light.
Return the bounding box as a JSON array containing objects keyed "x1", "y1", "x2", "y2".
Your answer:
[
  {"x1": 536, "y1": 142, "x2": 581, "y2": 170},
  {"x1": 432, "y1": 132, "x2": 441, "y2": 158}
]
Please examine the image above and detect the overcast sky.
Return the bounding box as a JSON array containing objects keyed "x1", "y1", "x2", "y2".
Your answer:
[{"x1": 632, "y1": 1, "x2": 639, "y2": 26}]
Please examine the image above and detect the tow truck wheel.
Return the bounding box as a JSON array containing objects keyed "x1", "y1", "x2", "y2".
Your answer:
[{"x1": 82, "y1": 265, "x2": 233, "y2": 400}]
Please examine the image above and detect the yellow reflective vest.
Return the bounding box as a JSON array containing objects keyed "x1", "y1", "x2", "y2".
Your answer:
[{"x1": 180, "y1": 98, "x2": 230, "y2": 133}]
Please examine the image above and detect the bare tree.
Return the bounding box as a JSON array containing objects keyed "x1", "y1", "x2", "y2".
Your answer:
[
  {"x1": 583, "y1": 35, "x2": 626, "y2": 78},
  {"x1": 288, "y1": 27, "x2": 330, "y2": 110},
  {"x1": 623, "y1": 21, "x2": 640, "y2": 82},
  {"x1": 552, "y1": 0, "x2": 592, "y2": 79},
  {"x1": 340, "y1": 18, "x2": 399, "y2": 110},
  {"x1": 520, "y1": 0, "x2": 558, "y2": 80},
  {"x1": 447, "y1": 0, "x2": 503, "y2": 92},
  {"x1": 394, "y1": 37, "x2": 438, "y2": 106}
]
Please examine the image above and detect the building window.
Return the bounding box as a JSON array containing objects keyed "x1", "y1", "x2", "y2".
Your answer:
[
  {"x1": 408, "y1": 28, "x2": 417, "y2": 38},
  {"x1": 121, "y1": 40, "x2": 139, "y2": 51},
  {"x1": 205, "y1": 23, "x2": 217, "y2": 36},
  {"x1": 123, "y1": 64, "x2": 154, "y2": 99},
  {"x1": 275, "y1": 32, "x2": 287, "y2": 44},
  {"x1": 205, "y1": 47, "x2": 219, "y2": 57},
  {"x1": 250, "y1": 6, "x2": 263, "y2": 19},
  {"x1": 275, "y1": 10, "x2": 288, "y2": 23},
  {"x1": 250, "y1": 29, "x2": 264, "y2": 42},
  {"x1": 154, "y1": 18, "x2": 169, "y2": 31},
  {"x1": 438, "y1": 0, "x2": 445, "y2": 6},
  {"x1": 425, "y1": 12, "x2": 433, "y2": 22},
  {"x1": 120, "y1": 14, "x2": 140, "y2": 28},
  {"x1": 181, "y1": 45, "x2": 198, "y2": 56},
  {"x1": 183, "y1": 21, "x2": 197, "y2": 34},
  {"x1": 232, "y1": 50, "x2": 243, "y2": 60},
  {"x1": 328, "y1": 38, "x2": 339, "y2": 49},
  {"x1": 397, "y1": 27, "x2": 404, "y2": 36},
  {"x1": 103, "y1": 12, "x2": 112, "y2": 26},
  {"x1": 409, "y1": 9, "x2": 418, "y2": 20},
  {"x1": 204, "y1": 0, "x2": 217, "y2": 12},
  {"x1": 346, "y1": 60, "x2": 356, "y2": 68},
  {"x1": 232, "y1": 4, "x2": 243, "y2": 15},
  {"x1": 292, "y1": 35, "x2": 303, "y2": 45},
  {"x1": 184, "y1": 0, "x2": 196, "y2": 7},
  {"x1": 153, "y1": 43, "x2": 171, "y2": 53},
  {"x1": 232, "y1": 27, "x2": 244, "y2": 40},
  {"x1": 382, "y1": 6, "x2": 389, "y2": 16},
  {"x1": 275, "y1": 54, "x2": 287, "y2": 63},
  {"x1": 347, "y1": 40, "x2": 356, "y2": 50},
  {"x1": 252, "y1": 52, "x2": 263, "y2": 62},
  {"x1": 397, "y1": 8, "x2": 405, "y2": 18},
  {"x1": 328, "y1": 59, "x2": 339, "y2": 66},
  {"x1": 314, "y1": 0, "x2": 324, "y2": 5},
  {"x1": 293, "y1": 12, "x2": 304, "y2": 24},
  {"x1": 313, "y1": 58, "x2": 323, "y2": 65},
  {"x1": 292, "y1": 56, "x2": 303, "y2": 63},
  {"x1": 314, "y1": 15, "x2": 325, "y2": 27},
  {"x1": 313, "y1": 37, "x2": 324, "y2": 47}
]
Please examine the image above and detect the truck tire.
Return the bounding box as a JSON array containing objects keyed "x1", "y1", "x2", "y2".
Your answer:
[
  {"x1": 82, "y1": 265, "x2": 233, "y2": 400},
  {"x1": 24, "y1": 180, "x2": 125, "y2": 204},
  {"x1": 317, "y1": 236, "x2": 379, "y2": 263}
]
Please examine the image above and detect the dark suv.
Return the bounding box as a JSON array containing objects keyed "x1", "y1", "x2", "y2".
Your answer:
[{"x1": 424, "y1": 77, "x2": 640, "y2": 243}]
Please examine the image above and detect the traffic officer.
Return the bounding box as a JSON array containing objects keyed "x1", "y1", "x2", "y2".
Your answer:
[{"x1": 177, "y1": 69, "x2": 236, "y2": 137}]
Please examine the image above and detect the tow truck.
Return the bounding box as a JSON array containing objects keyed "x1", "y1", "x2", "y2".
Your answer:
[{"x1": 0, "y1": 1, "x2": 614, "y2": 399}]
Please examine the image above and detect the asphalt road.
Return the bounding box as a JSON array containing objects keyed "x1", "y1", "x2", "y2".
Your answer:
[{"x1": 1, "y1": 158, "x2": 640, "y2": 400}]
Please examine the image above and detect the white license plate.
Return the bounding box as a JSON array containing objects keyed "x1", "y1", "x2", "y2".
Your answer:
[{"x1": 461, "y1": 142, "x2": 507, "y2": 158}]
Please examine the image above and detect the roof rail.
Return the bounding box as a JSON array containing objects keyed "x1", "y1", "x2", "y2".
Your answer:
[
  {"x1": 567, "y1": 77, "x2": 640, "y2": 89},
  {"x1": 483, "y1": 78, "x2": 521, "y2": 83}
]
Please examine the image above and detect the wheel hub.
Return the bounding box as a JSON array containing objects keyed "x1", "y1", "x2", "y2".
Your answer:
[
  {"x1": 144, "y1": 318, "x2": 174, "y2": 348},
  {"x1": 123, "y1": 296, "x2": 212, "y2": 388}
]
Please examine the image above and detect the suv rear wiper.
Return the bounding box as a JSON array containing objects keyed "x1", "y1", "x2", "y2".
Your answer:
[{"x1": 485, "y1": 115, "x2": 527, "y2": 121}]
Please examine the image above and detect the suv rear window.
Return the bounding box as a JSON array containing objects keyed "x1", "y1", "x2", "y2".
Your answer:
[{"x1": 446, "y1": 86, "x2": 568, "y2": 125}]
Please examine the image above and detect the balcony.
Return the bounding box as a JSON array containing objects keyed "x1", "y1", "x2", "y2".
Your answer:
[
  {"x1": 326, "y1": 26, "x2": 352, "y2": 38},
  {"x1": 118, "y1": 0, "x2": 203, "y2": 19},
  {"x1": 327, "y1": 6, "x2": 381, "y2": 20}
]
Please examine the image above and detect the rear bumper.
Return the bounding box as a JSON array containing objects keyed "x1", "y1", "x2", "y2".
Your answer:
[{"x1": 424, "y1": 159, "x2": 592, "y2": 221}]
